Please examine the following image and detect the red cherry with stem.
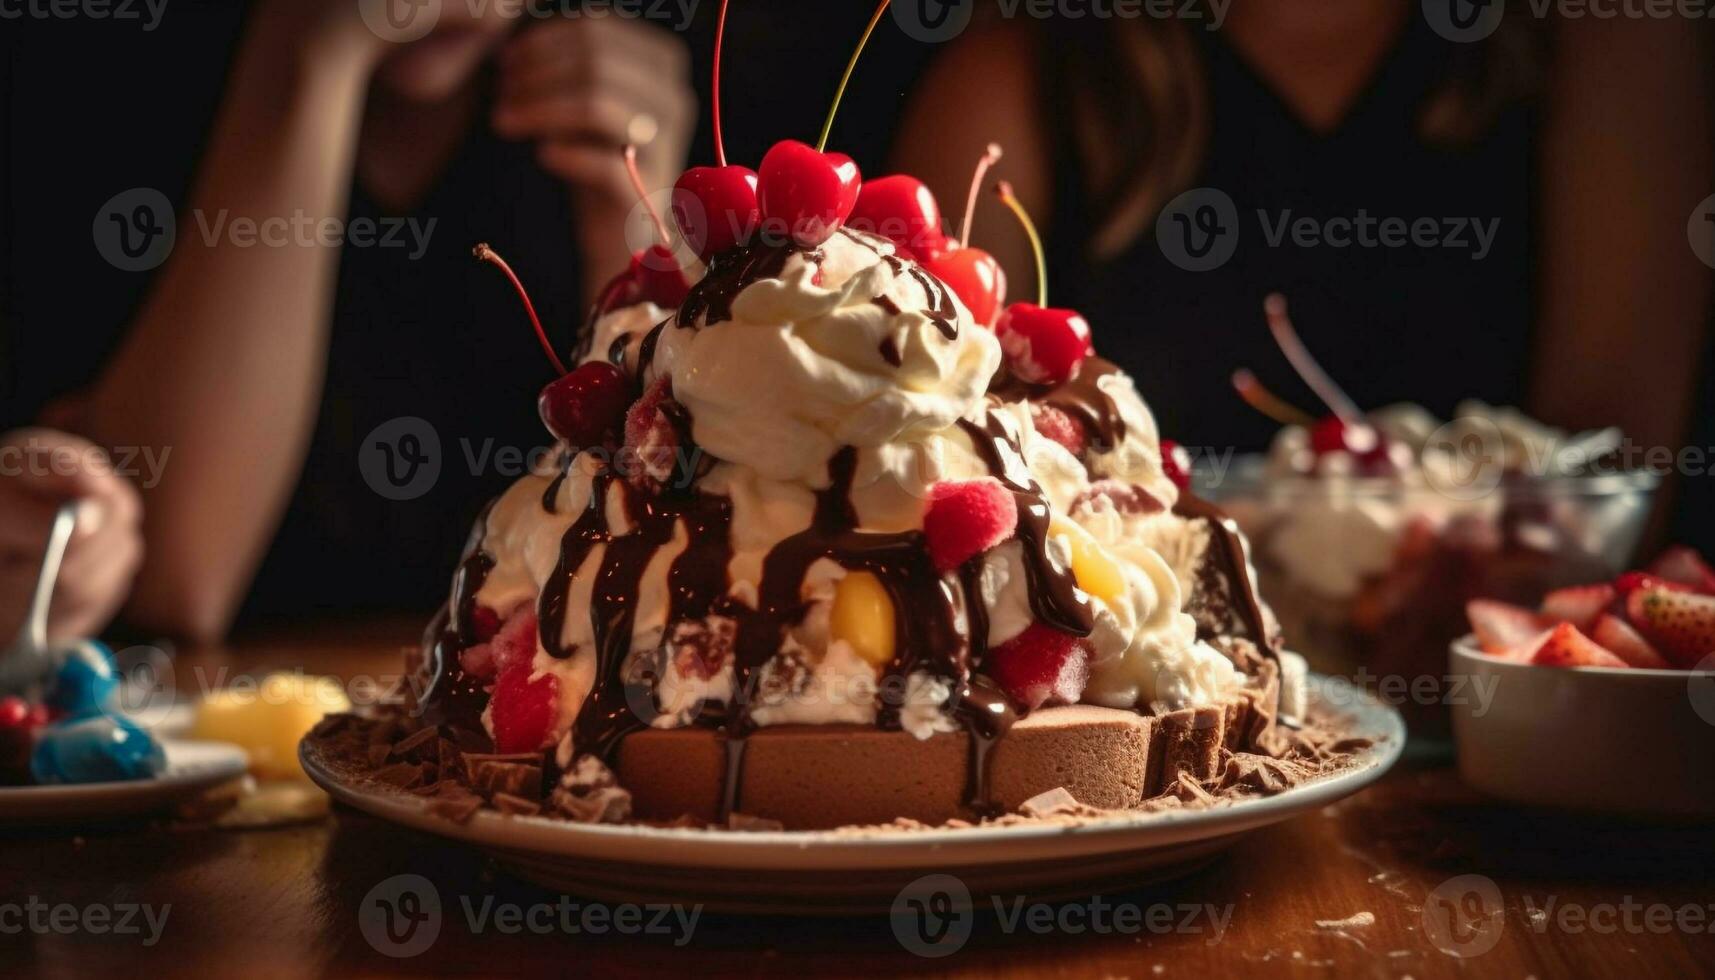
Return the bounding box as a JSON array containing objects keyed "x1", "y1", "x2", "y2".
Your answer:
[
  {"x1": 757, "y1": 140, "x2": 861, "y2": 249},
  {"x1": 848, "y1": 175, "x2": 946, "y2": 258},
  {"x1": 1160, "y1": 439, "x2": 1192, "y2": 490},
  {"x1": 921, "y1": 247, "x2": 1006, "y2": 325},
  {"x1": 755, "y1": 0, "x2": 887, "y2": 248},
  {"x1": 669, "y1": 0, "x2": 760, "y2": 258},
  {"x1": 538, "y1": 360, "x2": 632, "y2": 447},
  {"x1": 622, "y1": 145, "x2": 690, "y2": 307},
  {"x1": 473, "y1": 243, "x2": 566, "y2": 376},
  {"x1": 992, "y1": 181, "x2": 1092, "y2": 384}
]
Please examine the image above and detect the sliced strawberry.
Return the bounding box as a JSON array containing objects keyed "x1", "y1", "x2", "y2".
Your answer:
[
  {"x1": 1539, "y1": 583, "x2": 1616, "y2": 631},
  {"x1": 490, "y1": 666, "x2": 560, "y2": 753},
  {"x1": 923, "y1": 478, "x2": 1018, "y2": 572},
  {"x1": 1030, "y1": 403, "x2": 1087, "y2": 457},
  {"x1": 1528, "y1": 623, "x2": 1627, "y2": 669},
  {"x1": 489, "y1": 606, "x2": 540, "y2": 675},
  {"x1": 1626, "y1": 588, "x2": 1715, "y2": 669},
  {"x1": 985, "y1": 623, "x2": 1088, "y2": 710},
  {"x1": 1591, "y1": 613, "x2": 1673, "y2": 670},
  {"x1": 623, "y1": 376, "x2": 686, "y2": 490},
  {"x1": 1614, "y1": 572, "x2": 1693, "y2": 597},
  {"x1": 1647, "y1": 547, "x2": 1715, "y2": 594},
  {"x1": 1466, "y1": 599, "x2": 1549, "y2": 655}
]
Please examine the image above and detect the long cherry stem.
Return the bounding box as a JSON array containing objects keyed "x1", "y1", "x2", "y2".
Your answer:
[
  {"x1": 816, "y1": 0, "x2": 890, "y2": 152},
  {"x1": 995, "y1": 180, "x2": 1047, "y2": 307},
  {"x1": 1232, "y1": 369, "x2": 1317, "y2": 427},
  {"x1": 959, "y1": 143, "x2": 1002, "y2": 247},
  {"x1": 712, "y1": 0, "x2": 729, "y2": 166},
  {"x1": 474, "y1": 243, "x2": 566, "y2": 376},
  {"x1": 624, "y1": 145, "x2": 673, "y2": 248},
  {"x1": 1262, "y1": 293, "x2": 1362, "y2": 424}
]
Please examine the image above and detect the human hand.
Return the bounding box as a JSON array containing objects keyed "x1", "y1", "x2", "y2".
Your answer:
[{"x1": 0, "y1": 430, "x2": 144, "y2": 647}]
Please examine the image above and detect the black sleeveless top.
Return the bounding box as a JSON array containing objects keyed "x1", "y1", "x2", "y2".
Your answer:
[{"x1": 1044, "y1": 19, "x2": 1537, "y2": 454}]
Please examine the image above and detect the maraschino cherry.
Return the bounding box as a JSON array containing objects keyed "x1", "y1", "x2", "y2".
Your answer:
[
  {"x1": 921, "y1": 143, "x2": 1007, "y2": 326},
  {"x1": 848, "y1": 175, "x2": 945, "y2": 258},
  {"x1": 473, "y1": 244, "x2": 633, "y2": 447},
  {"x1": 1160, "y1": 439, "x2": 1192, "y2": 490},
  {"x1": 992, "y1": 181, "x2": 1091, "y2": 385},
  {"x1": 755, "y1": 0, "x2": 892, "y2": 248},
  {"x1": 671, "y1": 0, "x2": 760, "y2": 258}
]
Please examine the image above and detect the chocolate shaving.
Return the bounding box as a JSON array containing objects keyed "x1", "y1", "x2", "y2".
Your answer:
[{"x1": 492, "y1": 793, "x2": 543, "y2": 817}]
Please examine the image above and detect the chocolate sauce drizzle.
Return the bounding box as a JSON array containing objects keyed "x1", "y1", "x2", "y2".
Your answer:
[
  {"x1": 678, "y1": 241, "x2": 805, "y2": 328},
  {"x1": 414, "y1": 502, "x2": 499, "y2": 734},
  {"x1": 993, "y1": 356, "x2": 1129, "y2": 453},
  {"x1": 1172, "y1": 493, "x2": 1276, "y2": 651}
]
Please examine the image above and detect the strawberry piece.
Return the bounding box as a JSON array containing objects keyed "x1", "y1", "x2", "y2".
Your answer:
[
  {"x1": 1614, "y1": 571, "x2": 1693, "y2": 598},
  {"x1": 923, "y1": 478, "x2": 1018, "y2": 572},
  {"x1": 489, "y1": 665, "x2": 560, "y2": 753},
  {"x1": 1647, "y1": 546, "x2": 1715, "y2": 594},
  {"x1": 470, "y1": 605, "x2": 502, "y2": 643},
  {"x1": 985, "y1": 624, "x2": 1088, "y2": 710},
  {"x1": 1527, "y1": 623, "x2": 1627, "y2": 669},
  {"x1": 1466, "y1": 599, "x2": 1549, "y2": 655},
  {"x1": 623, "y1": 376, "x2": 685, "y2": 490},
  {"x1": 489, "y1": 606, "x2": 540, "y2": 675},
  {"x1": 1030, "y1": 403, "x2": 1087, "y2": 456},
  {"x1": 1626, "y1": 588, "x2": 1715, "y2": 669},
  {"x1": 1539, "y1": 583, "x2": 1616, "y2": 631},
  {"x1": 1591, "y1": 613, "x2": 1673, "y2": 670}
]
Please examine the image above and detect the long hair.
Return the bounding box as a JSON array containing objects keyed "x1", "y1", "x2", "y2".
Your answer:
[{"x1": 1034, "y1": 5, "x2": 1547, "y2": 262}]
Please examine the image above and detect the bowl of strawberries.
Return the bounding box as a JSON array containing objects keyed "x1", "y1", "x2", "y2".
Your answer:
[{"x1": 1452, "y1": 547, "x2": 1715, "y2": 818}]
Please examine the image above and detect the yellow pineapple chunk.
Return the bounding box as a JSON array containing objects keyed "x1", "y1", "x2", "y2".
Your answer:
[{"x1": 831, "y1": 570, "x2": 896, "y2": 668}]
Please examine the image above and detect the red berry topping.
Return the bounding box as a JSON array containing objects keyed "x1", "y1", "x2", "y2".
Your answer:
[
  {"x1": 1591, "y1": 613, "x2": 1672, "y2": 669},
  {"x1": 470, "y1": 605, "x2": 502, "y2": 643},
  {"x1": 1626, "y1": 587, "x2": 1715, "y2": 669},
  {"x1": 538, "y1": 361, "x2": 632, "y2": 447},
  {"x1": 672, "y1": 165, "x2": 761, "y2": 258},
  {"x1": 756, "y1": 139, "x2": 861, "y2": 248},
  {"x1": 923, "y1": 478, "x2": 1018, "y2": 573},
  {"x1": 1538, "y1": 583, "x2": 1617, "y2": 632},
  {"x1": 1030, "y1": 403, "x2": 1087, "y2": 457},
  {"x1": 847, "y1": 175, "x2": 946, "y2": 259},
  {"x1": 1647, "y1": 546, "x2": 1715, "y2": 594},
  {"x1": 1614, "y1": 571, "x2": 1693, "y2": 597},
  {"x1": 1160, "y1": 439, "x2": 1191, "y2": 490},
  {"x1": 985, "y1": 623, "x2": 1089, "y2": 711},
  {"x1": 1466, "y1": 599, "x2": 1550, "y2": 656},
  {"x1": 623, "y1": 376, "x2": 686, "y2": 490},
  {"x1": 1528, "y1": 623, "x2": 1627, "y2": 669},
  {"x1": 920, "y1": 246, "x2": 1006, "y2": 327},
  {"x1": 995, "y1": 303, "x2": 1093, "y2": 385},
  {"x1": 0, "y1": 697, "x2": 30, "y2": 729},
  {"x1": 489, "y1": 606, "x2": 540, "y2": 675},
  {"x1": 490, "y1": 664, "x2": 559, "y2": 753}
]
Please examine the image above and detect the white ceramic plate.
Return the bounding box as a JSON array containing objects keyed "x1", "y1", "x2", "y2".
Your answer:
[
  {"x1": 0, "y1": 739, "x2": 249, "y2": 825},
  {"x1": 304, "y1": 675, "x2": 1402, "y2": 912}
]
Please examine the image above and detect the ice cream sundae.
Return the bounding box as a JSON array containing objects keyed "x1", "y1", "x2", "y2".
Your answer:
[{"x1": 309, "y1": 0, "x2": 1368, "y2": 829}]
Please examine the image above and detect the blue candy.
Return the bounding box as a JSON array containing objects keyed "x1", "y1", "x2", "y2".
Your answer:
[
  {"x1": 30, "y1": 713, "x2": 167, "y2": 784},
  {"x1": 44, "y1": 641, "x2": 119, "y2": 715}
]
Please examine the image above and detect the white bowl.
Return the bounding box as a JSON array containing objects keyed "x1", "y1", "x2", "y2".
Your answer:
[{"x1": 1450, "y1": 637, "x2": 1715, "y2": 818}]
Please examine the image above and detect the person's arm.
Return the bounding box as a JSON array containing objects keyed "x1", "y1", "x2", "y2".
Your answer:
[
  {"x1": 1531, "y1": 19, "x2": 1711, "y2": 455},
  {"x1": 83, "y1": 4, "x2": 388, "y2": 642},
  {"x1": 889, "y1": 22, "x2": 1048, "y2": 297}
]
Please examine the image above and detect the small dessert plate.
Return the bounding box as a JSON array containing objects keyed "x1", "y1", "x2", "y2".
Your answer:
[
  {"x1": 302, "y1": 675, "x2": 1402, "y2": 914},
  {"x1": 0, "y1": 739, "x2": 249, "y2": 825},
  {"x1": 1450, "y1": 638, "x2": 1715, "y2": 818}
]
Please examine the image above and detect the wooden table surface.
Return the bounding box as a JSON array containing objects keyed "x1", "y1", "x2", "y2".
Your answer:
[{"x1": 3, "y1": 619, "x2": 1712, "y2": 979}]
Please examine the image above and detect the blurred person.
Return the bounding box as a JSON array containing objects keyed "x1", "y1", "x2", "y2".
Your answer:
[
  {"x1": 895, "y1": 1, "x2": 1712, "y2": 506},
  {"x1": 2, "y1": 0, "x2": 695, "y2": 641}
]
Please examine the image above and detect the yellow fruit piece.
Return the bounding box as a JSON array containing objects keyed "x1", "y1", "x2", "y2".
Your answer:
[
  {"x1": 1054, "y1": 520, "x2": 1126, "y2": 607},
  {"x1": 831, "y1": 570, "x2": 896, "y2": 668},
  {"x1": 191, "y1": 673, "x2": 350, "y2": 781}
]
